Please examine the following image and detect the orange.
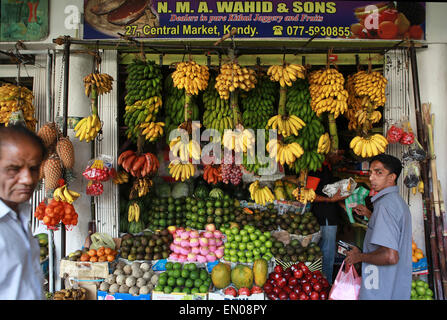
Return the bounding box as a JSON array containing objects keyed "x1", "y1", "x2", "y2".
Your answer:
[
  {"x1": 97, "y1": 249, "x2": 105, "y2": 257},
  {"x1": 98, "y1": 256, "x2": 107, "y2": 262},
  {"x1": 88, "y1": 249, "x2": 97, "y2": 257},
  {"x1": 106, "y1": 255, "x2": 115, "y2": 262},
  {"x1": 89, "y1": 256, "x2": 98, "y2": 262},
  {"x1": 104, "y1": 247, "x2": 112, "y2": 255},
  {"x1": 80, "y1": 253, "x2": 90, "y2": 262}
]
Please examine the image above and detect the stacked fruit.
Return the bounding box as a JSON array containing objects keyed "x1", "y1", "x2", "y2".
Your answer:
[
  {"x1": 0, "y1": 83, "x2": 37, "y2": 130},
  {"x1": 118, "y1": 150, "x2": 159, "y2": 178},
  {"x1": 203, "y1": 164, "x2": 223, "y2": 185},
  {"x1": 264, "y1": 264, "x2": 330, "y2": 300},
  {"x1": 412, "y1": 240, "x2": 425, "y2": 263},
  {"x1": 241, "y1": 75, "x2": 277, "y2": 129},
  {"x1": 148, "y1": 197, "x2": 187, "y2": 230},
  {"x1": 267, "y1": 63, "x2": 306, "y2": 87},
  {"x1": 202, "y1": 76, "x2": 235, "y2": 135},
  {"x1": 272, "y1": 239, "x2": 322, "y2": 264},
  {"x1": 83, "y1": 72, "x2": 114, "y2": 97},
  {"x1": 221, "y1": 224, "x2": 273, "y2": 263},
  {"x1": 169, "y1": 225, "x2": 225, "y2": 263},
  {"x1": 34, "y1": 199, "x2": 78, "y2": 230},
  {"x1": 215, "y1": 62, "x2": 257, "y2": 100},
  {"x1": 266, "y1": 138, "x2": 304, "y2": 167},
  {"x1": 123, "y1": 96, "x2": 163, "y2": 143},
  {"x1": 119, "y1": 230, "x2": 173, "y2": 261},
  {"x1": 249, "y1": 180, "x2": 276, "y2": 206},
  {"x1": 411, "y1": 279, "x2": 434, "y2": 300},
  {"x1": 154, "y1": 262, "x2": 212, "y2": 295}
]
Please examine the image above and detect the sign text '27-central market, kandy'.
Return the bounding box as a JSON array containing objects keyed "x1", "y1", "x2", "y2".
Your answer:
[{"x1": 157, "y1": 1, "x2": 337, "y2": 14}]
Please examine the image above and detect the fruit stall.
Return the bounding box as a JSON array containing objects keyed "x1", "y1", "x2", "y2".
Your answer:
[{"x1": 1, "y1": 0, "x2": 446, "y2": 302}]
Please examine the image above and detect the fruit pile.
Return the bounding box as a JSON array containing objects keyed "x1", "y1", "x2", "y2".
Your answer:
[
  {"x1": 0, "y1": 83, "x2": 37, "y2": 130},
  {"x1": 169, "y1": 225, "x2": 225, "y2": 263},
  {"x1": 34, "y1": 199, "x2": 78, "y2": 230},
  {"x1": 119, "y1": 230, "x2": 173, "y2": 261},
  {"x1": 411, "y1": 279, "x2": 434, "y2": 300},
  {"x1": 241, "y1": 75, "x2": 277, "y2": 129},
  {"x1": 52, "y1": 288, "x2": 87, "y2": 300},
  {"x1": 221, "y1": 224, "x2": 273, "y2": 263},
  {"x1": 233, "y1": 207, "x2": 278, "y2": 233},
  {"x1": 412, "y1": 240, "x2": 425, "y2": 263},
  {"x1": 154, "y1": 262, "x2": 212, "y2": 295},
  {"x1": 118, "y1": 150, "x2": 159, "y2": 178},
  {"x1": 105, "y1": 261, "x2": 157, "y2": 296},
  {"x1": 272, "y1": 239, "x2": 322, "y2": 264},
  {"x1": 147, "y1": 197, "x2": 186, "y2": 230},
  {"x1": 215, "y1": 62, "x2": 257, "y2": 100},
  {"x1": 279, "y1": 211, "x2": 320, "y2": 236},
  {"x1": 65, "y1": 246, "x2": 117, "y2": 262},
  {"x1": 264, "y1": 263, "x2": 330, "y2": 300}
]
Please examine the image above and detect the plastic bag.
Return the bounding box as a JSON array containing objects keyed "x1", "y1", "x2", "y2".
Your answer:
[
  {"x1": 82, "y1": 155, "x2": 115, "y2": 182},
  {"x1": 402, "y1": 139, "x2": 427, "y2": 162},
  {"x1": 89, "y1": 232, "x2": 116, "y2": 251},
  {"x1": 386, "y1": 122, "x2": 405, "y2": 144},
  {"x1": 399, "y1": 119, "x2": 415, "y2": 145},
  {"x1": 329, "y1": 261, "x2": 361, "y2": 300},
  {"x1": 86, "y1": 180, "x2": 104, "y2": 196},
  {"x1": 403, "y1": 161, "x2": 420, "y2": 188},
  {"x1": 322, "y1": 178, "x2": 357, "y2": 198},
  {"x1": 344, "y1": 186, "x2": 370, "y2": 224}
]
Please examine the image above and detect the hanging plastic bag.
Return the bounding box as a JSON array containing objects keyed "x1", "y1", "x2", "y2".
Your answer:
[
  {"x1": 403, "y1": 161, "x2": 420, "y2": 188},
  {"x1": 329, "y1": 261, "x2": 361, "y2": 300},
  {"x1": 89, "y1": 232, "x2": 116, "y2": 251},
  {"x1": 399, "y1": 119, "x2": 415, "y2": 145},
  {"x1": 82, "y1": 155, "x2": 115, "y2": 182},
  {"x1": 402, "y1": 138, "x2": 427, "y2": 162},
  {"x1": 344, "y1": 186, "x2": 370, "y2": 224},
  {"x1": 386, "y1": 121, "x2": 405, "y2": 144}
]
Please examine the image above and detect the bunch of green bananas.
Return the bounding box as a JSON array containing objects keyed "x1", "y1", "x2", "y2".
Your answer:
[
  {"x1": 292, "y1": 149, "x2": 325, "y2": 173},
  {"x1": 164, "y1": 74, "x2": 200, "y2": 142},
  {"x1": 241, "y1": 75, "x2": 278, "y2": 130},
  {"x1": 285, "y1": 78, "x2": 313, "y2": 124},
  {"x1": 124, "y1": 59, "x2": 162, "y2": 106},
  {"x1": 287, "y1": 117, "x2": 325, "y2": 152},
  {"x1": 202, "y1": 76, "x2": 234, "y2": 136},
  {"x1": 242, "y1": 154, "x2": 271, "y2": 176},
  {"x1": 124, "y1": 96, "x2": 162, "y2": 142}
]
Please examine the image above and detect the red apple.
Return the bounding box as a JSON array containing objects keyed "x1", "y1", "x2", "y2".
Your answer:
[
  {"x1": 320, "y1": 278, "x2": 330, "y2": 289},
  {"x1": 313, "y1": 282, "x2": 323, "y2": 293},
  {"x1": 319, "y1": 291, "x2": 328, "y2": 300},
  {"x1": 274, "y1": 265, "x2": 284, "y2": 274},
  {"x1": 238, "y1": 287, "x2": 251, "y2": 296},
  {"x1": 276, "y1": 277, "x2": 287, "y2": 288},
  {"x1": 283, "y1": 271, "x2": 292, "y2": 280},
  {"x1": 288, "y1": 277, "x2": 298, "y2": 287},
  {"x1": 224, "y1": 287, "x2": 238, "y2": 297},
  {"x1": 293, "y1": 269, "x2": 304, "y2": 279},
  {"x1": 273, "y1": 286, "x2": 282, "y2": 295},
  {"x1": 273, "y1": 272, "x2": 282, "y2": 280},
  {"x1": 267, "y1": 293, "x2": 279, "y2": 300},
  {"x1": 278, "y1": 291, "x2": 288, "y2": 300},
  {"x1": 251, "y1": 285, "x2": 263, "y2": 294},
  {"x1": 299, "y1": 264, "x2": 310, "y2": 273},
  {"x1": 283, "y1": 286, "x2": 292, "y2": 294},
  {"x1": 263, "y1": 283, "x2": 273, "y2": 294},
  {"x1": 293, "y1": 286, "x2": 302, "y2": 295},
  {"x1": 289, "y1": 291, "x2": 299, "y2": 300},
  {"x1": 299, "y1": 292, "x2": 309, "y2": 300},
  {"x1": 302, "y1": 283, "x2": 312, "y2": 294}
]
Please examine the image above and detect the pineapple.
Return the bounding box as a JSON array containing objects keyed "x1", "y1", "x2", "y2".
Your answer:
[
  {"x1": 37, "y1": 122, "x2": 58, "y2": 149},
  {"x1": 56, "y1": 137, "x2": 75, "y2": 169},
  {"x1": 43, "y1": 154, "x2": 62, "y2": 192}
]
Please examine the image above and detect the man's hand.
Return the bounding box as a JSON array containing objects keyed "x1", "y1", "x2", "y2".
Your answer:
[
  {"x1": 344, "y1": 246, "x2": 362, "y2": 266},
  {"x1": 353, "y1": 204, "x2": 372, "y2": 219},
  {"x1": 330, "y1": 189, "x2": 349, "y2": 202}
]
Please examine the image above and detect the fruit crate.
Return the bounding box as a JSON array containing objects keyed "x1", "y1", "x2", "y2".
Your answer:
[
  {"x1": 97, "y1": 291, "x2": 151, "y2": 300},
  {"x1": 289, "y1": 230, "x2": 322, "y2": 248},
  {"x1": 151, "y1": 291, "x2": 207, "y2": 300},
  {"x1": 274, "y1": 257, "x2": 323, "y2": 272},
  {"x1": 208, "y1": 289, "x2": 266, "y2": 300}
]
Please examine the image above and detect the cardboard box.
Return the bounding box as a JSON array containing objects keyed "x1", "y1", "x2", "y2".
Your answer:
[
  {"x1": 60, "y1": 259, "x2": 110, "y2": 279},
  {"x1": 151, "y1": 291, "x2": 207, "y2": 300},
  {"x1": 97, "y1": 291, "x2": 151, "y2": 300},
  {"x1": 64, "y1": 277, "x2": 101, "y2": 300}
]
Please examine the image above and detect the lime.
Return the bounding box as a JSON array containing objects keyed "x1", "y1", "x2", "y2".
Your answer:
[
  {"x1": 173, "y1": 287, "x2": 182, "y2": 293},
  {"x1": 181, "y1": 269, "x2": 190, "y2": 279},
  {"x1": 182, "y1": 287, "x2": 191, "y2": 294},
  {"x1": 173, "y1": 269, "x2": 181, "y2": 278},
  {"x1": 194, "y1": 278, "x2": 203, "y2": 288},
  {"x1": 191, "y1": 287, "x2": 200, "y2": 294},
  {"x1": 176, "y1": 277, "x2": 186, "y2": 287},
  {"x1": 190, "y1": 270, "x2": 200, "y2": 280},
  {"x1": 200, "y1": 270, "x2": 209, "y2": 281},
  {"x1": 185, "y1": 279, "x2": 194, "y2": 288},
  {"x1": 173, "y1": 262, "x2": 182, "y2": 270},
  {"x1": 158, "y1": 277, "x2": 167, "y2": 286},
  {"x1": 187, "y1": 263, "x2": 198, "y2": 271},
  {"x1": 165, "y1": 262, "x2": 174, "y2": 270},
  {"x1": 154, "y1": 285, "x2": 163, "y2": 292},
  {"x1": 163, "y1": 286, "x2": 173, "y2": 294},
  {"x1": 167, "y1": 270, "x2": 175, "y2": 277},
  {"x1": 167, "y1": 277, "x2": 176, "y2": 287},
  {"x1": 199, "y1": 285, "x2": 209, "y2": 293}
]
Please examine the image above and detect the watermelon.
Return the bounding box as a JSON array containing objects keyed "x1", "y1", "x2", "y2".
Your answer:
[
  {"x1": 209, "y1": 188, "x2": 224, "y2": 200},
  {"x1": 194, "y1": 184, "x2": 209, "y2": 199}
]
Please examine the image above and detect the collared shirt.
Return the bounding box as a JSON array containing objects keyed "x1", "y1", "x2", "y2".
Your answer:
[
  {"x1": 0, "y1": 199, "x2": 44, "y2": 300},
  {"x1": 359, "y1": 186, "x2": 412, "y2": 300}
]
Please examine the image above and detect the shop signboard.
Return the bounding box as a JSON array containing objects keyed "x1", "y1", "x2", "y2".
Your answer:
[
  {"x1": 83, "y1": 0, "x2": 425, "y2": 41},
  {"x1": 0, "y1": 0, "x2": 49, "y2": 41}
]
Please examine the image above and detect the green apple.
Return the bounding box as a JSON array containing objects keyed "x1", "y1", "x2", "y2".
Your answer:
[
  {"x1": 258, "y1": 235, "x2": 267, "y2": 242},
  {"x1": 238, "y1": 243, "x2": 247, "y2": 251},
  {"x1": 237, "y1": 251, "x2": 245, "y2": 258},
  {"x1": 230, "y1": 255, "x2": 238, "y2": 263},
  {"x1": 242, "y1": 235, "x2": 250, "y2": 243},
  {"x1": 234, "y1": 234, "x2": 242, "y2": 243},
  {"x1": 253, "y1": 248, "x2": 261, "y2": 256},
  {"x1": 239, "y1": 256, "x2": 247, "y2": 263},
  {"x1": 229, "y1": 248, "x2": 237, "y2": 256},
  {"x1": 231, "y1": 227, "x2": 240, "y2": 235},
  {"x1": 263, "y1": 231, "x2": 271, "y2": 239},
  {"x1": 245, "y1": 250, "x2": 253, "y2": 258},
  {"x1": 265, "y1": 240, "x2": 273, "y2": 248},
  {"x1": 259, "y1": 246, "x2": 267, "y2": 254},
  {"x1": 230, "y1": 242, "x2": 238, "y2": 249},
  {"x1": 247, "y1": 242, "x2": 255, "y2": 251},
  {"x1": 227, "y1": 234, "x2": 234, "y2": 242},
  {"x1": 239, "y1": 229, "x2": 248, "y2": 236},
  {"x1": 249, "y1": 234, "x2": 257, "y2": 241},
  {"x1": 254, "y1": 240, "x2": 262, "y2": 247}
]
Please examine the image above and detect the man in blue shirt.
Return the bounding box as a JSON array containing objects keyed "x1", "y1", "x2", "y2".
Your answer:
[
  {"x1": 345, "y1": 154, "x2": 412, "y2": 300},
  {"x1": 0, "y1": 124, "x2": 47, "y2": 299}
]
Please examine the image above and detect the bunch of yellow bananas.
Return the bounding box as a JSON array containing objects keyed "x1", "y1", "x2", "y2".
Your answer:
[
  {"x1": 352, "y1": 70, "x2": 387, "y2": 108},
  {"x1": 309, "y1": 68, "x2": 349, "y2": 119},
  {"x1": 267, "y1": 139, "x2": 304, "y2": 166},
  {"x1": 124, "y1": 96, "x2": 162, "y2": 141},
  {"x1": 355, "y1": 109, "x2": 382, "y2": 125},
  {"x1": 129, "y1": 177, "x2": 153, "y2": 199},
  {"x1": 349, "y1": 134, "x2": 389, "y2": 158},
  {"x1": 292, "y1": 187, "x2": 316, "y2": 204},
  {"x1": 267, "y1": 63, "x2": 306, "y2": 87},
  {"x1": 140, "y1": 121, "x2": 165, "y2": 142},
  {"x1": 83, "y1": 72, "x2": 114, "y2": 97},
  {"x1": 222, "y1": 128, "x2": 256, "y2": 153},
  {"x1": 317, "y1": 133, "x2": 331, "y2": 154},
  {"x1": 215, "y1": 62, "x2": 257, "y2": 100},
  {"x1": 172, "y1": 61, "x2": 210, "y2": 95},
  {"x1": 169, "y1": 137, "x2": 201, "y2": 161},
  {"x1": 345, "y1": 74, "x2": 366, "y2": 130},
  {"x1": 53, "y1": 185, "x2": 81, "y2": 204},
  {"x1": 74, "y1": 114, "x2": 101, "y2": 142},
  {"x1": 249, "y1": 180, "x2": 275, "y2": 206},
  {"x1": 128, "y1": 202, "x2": 141, "y2": 222},
  {"x1": 0, "y1": 83, "x2": 37, "y2": 130},
  {"x1": 168, "y1": 160, "x2": 196, "y2": 182},
  {"x1": 266, "y1": 114, "x2": 306, "y2": 137},
  {"x1": 112, "y1": 171, "x2": 129, "y2": 184}
]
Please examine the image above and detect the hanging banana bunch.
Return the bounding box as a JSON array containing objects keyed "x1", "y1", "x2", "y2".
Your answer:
[
  {"x1": 266, "y1": 138, "x2": 304, "y2": 167},
  {"x1": 83, "y1": 72, "x2": 114, "y2": 97},
  {"x1": 129, "y1": 177, "x2": 153, "y2": 199},
  {"x1": 53, "y1": 184, "x2": 81, "y2": 204},
  {"x1": 168, "y1": 159, "x2": 196, "y2": 182},
  {"x1": 171, "y1": 60, "x2": 210, "y2": 96},
  {"x1": 349, "y1": 134, "x2": 389, "y2": 158},
  {"x1": 249, "y1": 180, "x2": 275, "y2": 206},
  {"x1": 292, "y1": 187, "x2": 316, "y2": 204},
  {"x1": 215, "y1": 61, "x2": 257, "y2": 100},
  {"x1": 317, "y1": 133, "x2": 331, "y2": 154},
  {"x1": 169, "y1": 136, "x2": 201, "y2": 162},
  {"x1": 267, "y1": 63, "x2": 306, "y2": 87}
]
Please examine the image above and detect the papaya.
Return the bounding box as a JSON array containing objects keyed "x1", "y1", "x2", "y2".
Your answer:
[
  {"x1": 253, "y1": 258, "x2": 268, "y2": 287},
  {"x1": 211, "y1": 262, "x2": 231, "y2": 289},
  {"x1": 231, "y1": 264, "x2": 253, "y2": 289}
]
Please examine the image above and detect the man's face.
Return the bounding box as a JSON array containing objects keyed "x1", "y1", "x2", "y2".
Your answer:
[
  {"x1": 0, "y1": 138, "x2": 43, "y2": 208},
  {"x1": 369, "y1": 160, "x2": 396, "y2": 192}
]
